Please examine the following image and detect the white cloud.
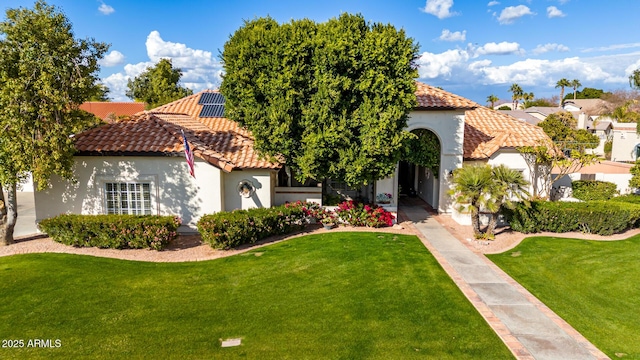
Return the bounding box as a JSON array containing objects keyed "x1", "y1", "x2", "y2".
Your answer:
[
  {"x1": 547, "y1": 6, "x2": 565, "y2": 18},
  {"x1": 99, "y1": 50, "x2": 125, "y2": 67},
  {"x1": 421, "y1": 0, "x2": 457, "y2": 19},
  {"x1": 487, "y1": 1, "x2": 499, "y2": 6},
  {"x1": 98, "y1": 2, "x2": 115, "y2": 15},
  {"x1": 474, "y1": 41, "x2": 524, "y2": 56},
  {"x1": 417, "y1": 49, "x2": 470, "y2": 79},
  {"x1": 101, "y1": 31, "x2": 223, "y2": 101},
  {"x1": 581, "y1": 42, "x2": 640, "y2": 53},
  {"x1": 415, "y1": 43, "x2": 637, "y2": 93},
  {"x1": 497, "y1": 5, "x2": 534, "y2": 24},
  {"x1": 439, "y1": 29, "x2": 466, "y2": 42},
  {"x1": 532, "y1": 43, "x2": 570, "y2": 55}
]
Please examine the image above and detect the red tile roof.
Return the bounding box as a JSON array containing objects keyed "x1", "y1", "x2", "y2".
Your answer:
[
  {"x1": 74, "y1": 82, "x2": 541, "y2": 169},
  {"x1": 75, "y1": 92, "x2": 280, "y2": 171},
  {"x1": 80, "y1": 102, "x2": 146, "y2": 122},
  {"x1": 415, "y1": 82, "x2": 479, "y2": 110},
  {"x1": 463, "y1": 106, "x2": 552, "y2": 159}
]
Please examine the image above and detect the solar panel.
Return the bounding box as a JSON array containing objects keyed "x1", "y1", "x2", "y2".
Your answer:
[
  {"x1": 199, "y1": 104, "x2": 225, "y2": 118},
  {"x1": 198, "y1": 92, "x2": 225, "y2": 105}
]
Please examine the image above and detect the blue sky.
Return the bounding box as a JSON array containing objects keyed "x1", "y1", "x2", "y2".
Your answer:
[{"x1": 3, "y1": 0, "x2": 640, "y2": 104}]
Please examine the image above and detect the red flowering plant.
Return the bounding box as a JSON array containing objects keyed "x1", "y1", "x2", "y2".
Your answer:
[
  {"x1": 335, "y1": 200, "x2": 395, "y2": 227},
  {"x1": 285, "y1": 200, "x2": 323, "y2": 223},
  {"x1": 319, "y1": 209, "x2": 337, "y2": 225}
]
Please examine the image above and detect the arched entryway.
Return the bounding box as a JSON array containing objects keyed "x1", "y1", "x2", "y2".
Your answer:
[{"x1": 398, "y1": 128, "x2": 441, "y2": 210}]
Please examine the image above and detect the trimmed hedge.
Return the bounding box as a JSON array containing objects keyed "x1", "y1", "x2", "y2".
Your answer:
[
  {"x1": 38, "y1": 214, "x2": 181, "y2": 250},
  {"x1": 197, "y1": 205, "x2": 306, "y2": 249},
  {"x1": 611, "y1": 194, "x2": 640, "y2": 205},
  {"x1": 572, "y1": 180, "x2": 618, "y2": 201},
  {"x1": 504, "y1": 200, "x2": 640, "y2": 236}
]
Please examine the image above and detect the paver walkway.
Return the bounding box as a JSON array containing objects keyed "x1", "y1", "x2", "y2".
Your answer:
[{"x1": 401, "y1": 204, "x2": 610, "y2": 360}]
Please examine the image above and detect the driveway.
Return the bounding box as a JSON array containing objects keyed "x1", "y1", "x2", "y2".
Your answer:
[{"x1": 2, "y1": 191, "x2": 38, "y2": 237}]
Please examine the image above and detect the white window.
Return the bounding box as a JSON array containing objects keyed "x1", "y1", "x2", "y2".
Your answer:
[{"x1": 105, "y1": 182, "x2": 152, "y2": 215}]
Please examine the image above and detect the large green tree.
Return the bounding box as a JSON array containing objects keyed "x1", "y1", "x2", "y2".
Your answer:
[
  {"x1": 0, "y1": 1, "x2": 107, "y2": 245},
  {"x1": 126, "y1": 58, "x2": 193, "y2": 109},
  {"x1": 564, "y1": 87, "x2": 610, "y2": 100},
  {"x1": 221, "y1": 14, "x2": 419, "y2": 186},
  {"x1": 538, "y1": 112, "x2": 598, "y2": 152}
]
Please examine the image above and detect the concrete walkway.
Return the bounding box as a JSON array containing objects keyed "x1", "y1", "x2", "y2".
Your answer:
[{"x1": 401, "y1": 205, "x2": 609, "y2": 360}]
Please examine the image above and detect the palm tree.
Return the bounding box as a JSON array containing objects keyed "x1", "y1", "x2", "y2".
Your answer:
[
  {"x1": 508, "y1": 83, "x2": 523, "y2": 109},
  {"x1": 485, "y1": 165, "x2": 529, "y2": 236},
  {"x1": 630, "y1": 69, "x2": 640, "y2": 89},
  {"x1": 601, "y1": 100, "x2": 640, "y2": 123},
  {"x1": 570, "y1": 79, "x2": 582, "y2": 100},
  {"x1": 555, "y1": 78, "x2": 571, "y2": 107},
  {"x1": 486, "y1": 94, "x2": 499, "y2": 109},
  {"x1": 522, "y1": 92, "x2": 534, "y2": 108},
  {"x1": 449, "y1": 165, "x2": 494, "y2": 237}
]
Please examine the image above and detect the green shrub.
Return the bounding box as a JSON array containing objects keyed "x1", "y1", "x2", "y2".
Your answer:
[
  {"x1": 38, "y1": 215, "x2": 181, "y2": 250},
  {"x1": 611, "y1": 194, "x2": 640, "y2": 205},
  {"x1": 504, "y1": 200, "x2": 640, "y2": 236},
  {"x1": 197, "y1": 205, "x2": 306, "y2": 249},
  {"x1": 572, "y1": 180, "x2": 618, "y2": 201}
]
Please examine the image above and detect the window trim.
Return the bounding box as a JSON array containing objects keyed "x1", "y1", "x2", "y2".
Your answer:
[
  {"x1": 105, "y1": 182, "x2": 153, "y2": 215},
  {"x1": 97, "y1": 174, "x2": 158, "y2": 215}
]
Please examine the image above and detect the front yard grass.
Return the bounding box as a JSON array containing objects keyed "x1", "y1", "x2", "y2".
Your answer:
[
  {"x1": 487, "y1": 235, "x2": 640, "y2": 359},
  {"x1": 0, "y1": 232, "x2": 513, "y2": 359}
]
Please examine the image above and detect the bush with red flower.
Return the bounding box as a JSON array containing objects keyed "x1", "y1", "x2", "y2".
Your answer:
[{"x1": 335, "y1": 200, "x2": 395, "y2": 227}]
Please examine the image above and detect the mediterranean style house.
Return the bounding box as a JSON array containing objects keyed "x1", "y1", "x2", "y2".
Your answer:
[{"x1": 34, "y1": 82, "x2": 550, "y2": 229}]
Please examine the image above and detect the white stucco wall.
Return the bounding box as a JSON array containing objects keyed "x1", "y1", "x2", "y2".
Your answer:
[
  {"x1": 34, "y1": 156, "x2": 223, "y2": 227},
  {"x1": 406, "y1": 110, "x2": 465, "y2": 213},
  {"x1": 274, "y1": 186, "x2": 322, "y2": 205},
  {"x1": 553, "y1": 173, "x2": 633, "y2": 196},
  {"x1": 223, "y1": 170, "x2": 275, "y2": 211},
  {"x1": 611, "y1": 126, "x2": 639, "y2": 162}
]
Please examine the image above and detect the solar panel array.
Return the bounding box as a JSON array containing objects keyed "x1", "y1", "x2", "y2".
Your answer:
[{"x1": 199, "y1": 92, "x2": 226, "y2": 118}]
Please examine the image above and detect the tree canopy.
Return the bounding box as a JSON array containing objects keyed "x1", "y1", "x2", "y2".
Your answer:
[
  {"x1": 126, "y1": 58, "x2": 193, "y2": 109},
  {"x1": 564, "y1": 87, "x2": 610, "y2": 100},
  {"x1": 220, "y1": 14, "x2": 419, "y2": 186},
  {"x1": 0, "y1": 0, "x2": 108, "y2": 244},
  {"x1": 537, "y1": 112, "x2": 598, "y2": 152}
]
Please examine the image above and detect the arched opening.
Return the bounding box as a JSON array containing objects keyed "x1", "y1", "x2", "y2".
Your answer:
[{"x1": 398, "y1": 128, "x2": 441, "y2": 209}]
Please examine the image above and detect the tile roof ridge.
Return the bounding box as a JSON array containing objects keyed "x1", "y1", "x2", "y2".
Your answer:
[
  {"x1": 414, "y1": 81, "x2": 480, "y2": 109},
  {"x1": 148, "y1": 92, "x2": 203, "y2": 112},
  {"x1": 147, "y1": 113, "x2": 237, "y2": 172}
]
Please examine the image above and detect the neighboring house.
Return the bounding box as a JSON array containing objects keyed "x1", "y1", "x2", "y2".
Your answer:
[
  {"x1": 562, "y1": 99, "x2": 609, "y2": 115},
  {"x1": 492, "y1": 100, "x2": 520, "y2": 110},
  {"x1": 523, "y1": 106, "x2": 565, "y2": 121},
  {"x1": 610, "y1": 122, "x2": 640, "y2": 162},
  {"x1": 552, "y1": 161, "x2": 633, "y2": 196},
  {"x1": 589, "y1": 120, "x2": 613, "y2": 156},
  {"x1": 498, "y1": 110, "x2": 542, "y2": 125},
  {"x1": 79, "y1": 101, "x2": 146, "y2": 123},
  {"x1": 34, "y1": 82, "x2": 552, "y2": 229}
]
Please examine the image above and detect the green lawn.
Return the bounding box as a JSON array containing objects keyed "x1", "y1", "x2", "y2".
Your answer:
[
  {"x1": 488, "y1": 235, "x2": 640, "y2": 359},
  {"x1": 0, "y1": 232, "x2": 513, "y2": 359}
]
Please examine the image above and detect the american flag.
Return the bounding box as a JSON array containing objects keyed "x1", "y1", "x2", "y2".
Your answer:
[{"x1": 181, "y1": 129, "x2": 195, "y2": 178}]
